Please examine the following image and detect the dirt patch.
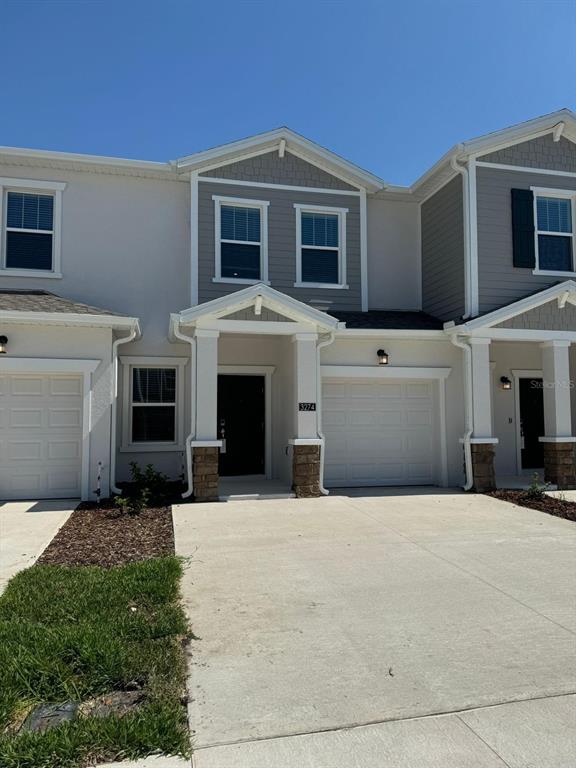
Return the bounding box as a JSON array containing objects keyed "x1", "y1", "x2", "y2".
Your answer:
[
  {"x1": 37, "y1": 501, "x2": 175, "y2": 567},
  {"x1": 488, "y1": 490, "x2": 576, "y2": 523}
]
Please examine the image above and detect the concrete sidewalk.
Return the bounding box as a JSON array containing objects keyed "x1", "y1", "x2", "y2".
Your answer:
[
  {"x1": 0, "y1": 499, "x2": 76, "y2": 591},
  {"x1": 174, "y1": 491, "x2": 576, "y2": 767}
]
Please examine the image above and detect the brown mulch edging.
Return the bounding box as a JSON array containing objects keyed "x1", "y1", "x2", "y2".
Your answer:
[
  {"x1": 488, "y1": 490, "x2": 576, "y2": 523},
  {"x1": 37, "y1": 502, "x2": 175, "y2": 567}
]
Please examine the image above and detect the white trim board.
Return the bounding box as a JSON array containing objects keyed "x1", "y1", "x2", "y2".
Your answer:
[
  {"x1": 199, "y1": 176, "x2": 362, "y2": 196},
  {"x1": 476, "y1": 161, "x2": 576, "y2": 178},
  {"x1": 321, "y1": 365, "x2": 451, "y2": 379},
  {"x1": 0, "y1": 357, "x2": 100, "y2": 500},
  {"x1": 217, "y1": 364, "x2": 275, "y2": 479}
]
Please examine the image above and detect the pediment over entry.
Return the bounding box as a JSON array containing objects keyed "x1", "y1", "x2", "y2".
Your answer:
[
  {"x1": 170, "y1": 283, "x2": 341, "y2": 338},
  {"x1": 448, "y1": 281, "x2": 576, "y2": 335}
]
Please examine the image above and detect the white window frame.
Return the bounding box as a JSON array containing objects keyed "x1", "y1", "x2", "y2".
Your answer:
[
  {"x1": 293, "y1": 203, "x2": 348, "y2": 289},
  {"x1": 531, "y1": 186, "x2": 576, "y2": 277},
  {"x1": 212, "y1": 195, "x2": 269, "y2": 285},
  {"x1": 120, "y1": 356, "x2": 188, "y2": 452},
  {"x1": 0, "y1": 177, "x2": 66, "y2": 278}
]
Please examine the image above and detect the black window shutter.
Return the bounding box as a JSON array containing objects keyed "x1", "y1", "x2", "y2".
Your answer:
[{"x1": 511, "y1": 189, "x2": 535, "y2": 268}]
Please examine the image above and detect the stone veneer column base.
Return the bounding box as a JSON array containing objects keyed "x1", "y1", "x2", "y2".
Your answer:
[
  {"x1": 470, "y1": 443, "x2": 496, "y2": 493},
  {"x1": 292, "y1": 445, "x2": 322, "y2": 498},
  {"x1": 543, "y1": 442, "x2": 576, "y2": 490},
  {"x1": 193, "y1": 447, "x2": 220, "y2": 502}
]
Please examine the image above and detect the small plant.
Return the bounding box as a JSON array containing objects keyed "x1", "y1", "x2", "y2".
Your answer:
[
  {"x1": 524, "y1": 472, "x2": 551, "y2": 500},
  {"x1": 129, "y1": 462, "x2": 170, "y2": 502}
]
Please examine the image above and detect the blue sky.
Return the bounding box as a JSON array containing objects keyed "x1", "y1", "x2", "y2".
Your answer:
[{"x1": 1, "y1": 0, "x2": 574, "y2": 185}]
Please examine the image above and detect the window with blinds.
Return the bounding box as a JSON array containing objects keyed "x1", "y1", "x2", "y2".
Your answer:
[
  {"x1": 220, "y1": 204, "x2": 262, "y2": 280},
  {"x1": 131, "y1": 368, "x2": 176, "y2": 443},
  {"x1": 5, "y1": 191, "x2": 54, "y2": 271},
  {"x1": 299, "y1": 210, "x2": 341, "y2": 284},
  {"x1": 535, "y1": 195, "x2": 574, "y2": 272}
]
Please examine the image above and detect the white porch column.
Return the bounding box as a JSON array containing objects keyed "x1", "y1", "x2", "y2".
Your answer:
[
  {"x1": 541, "y1": 340, "x2": 573, "y2": 438},
  {"x1": 470, "y1": 337, "x2": 494, "y2": 439},
  {"x1": 292, "y1": 332, "x2": 318, "y2": 439},
  {"x1": 194, "y1": 329, "x2": 220, "y2": 440}
]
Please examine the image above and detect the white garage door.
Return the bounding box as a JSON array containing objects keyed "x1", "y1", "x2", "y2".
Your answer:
[
  {"x1": 0, "y1": 374, "x2": 83, "y2": 500},
  {"x1": 323, "y1": 378, "x2": 438, "y2": 487}
]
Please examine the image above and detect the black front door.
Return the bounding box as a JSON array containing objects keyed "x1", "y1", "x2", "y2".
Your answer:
[
  {"x1": 519, "y1": 377, "x2": 544, "y2": 469},
  {"x1": 217, "y1": 375, "x2": 265, "y2": 476}
]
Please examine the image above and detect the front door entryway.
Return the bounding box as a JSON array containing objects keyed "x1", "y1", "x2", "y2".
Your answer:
[
  {"x1": 217, "y1": 375, "x2": 265, "y2": 476},
  {"x1": 518, "y1": 377, "x2": 544, "y2": 469}
]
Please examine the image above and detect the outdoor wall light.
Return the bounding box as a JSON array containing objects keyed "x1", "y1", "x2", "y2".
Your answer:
[
  {"x1": 377, "y1": 349, "x2": 389, "y2": 365},
  {"x1": 0, "y1": 335, "x2": 7, "y2": 354},
  {"x1": 500, "y1": 376, "x2": 512, "y2": 391}
]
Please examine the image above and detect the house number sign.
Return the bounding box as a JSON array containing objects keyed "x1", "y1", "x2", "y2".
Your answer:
[{"x1": 299, "y1": 402, "x2": 316, "y2": 411}]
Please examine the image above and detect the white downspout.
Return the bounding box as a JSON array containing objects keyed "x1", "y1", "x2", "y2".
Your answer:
[
  {"x1": 110, "y1": 324, "x2": 139, "y2": 495},
  {"x1": 316, "y1": 331, "x2": 336, "y2": 495},
  {"x1": 172, "y1": 316, "x2": 196, "y2": 499},
  {"x1": 450, "y1": 149, "x2": 472, "y2": 320},
  {"x1": 450, "y1": 334, "x2": 474, "y2": 491}
]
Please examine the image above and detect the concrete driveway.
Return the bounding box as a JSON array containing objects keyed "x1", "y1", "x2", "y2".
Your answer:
[
  {"x1": 174, "y1": 491, "x2": 576, "y2": 768},
  {"x1": 0, "y1": 500, "x2": 76, "y2": 591}
]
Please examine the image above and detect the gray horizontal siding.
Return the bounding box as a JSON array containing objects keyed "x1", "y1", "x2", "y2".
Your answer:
[
  {"x1": 199, "y1": 151, "x2": 357, "y2": 190},
  {"x1": 496, "y1": 301, "x2": 576, "y2": 331},
  {"x1": 198, "y1": 181, "x2": 361, "y2": 311},
  {"x1": 479, "y1": 135, "x2": 576, "y2": 173},
  {"x1": 421, "y1": 175, "x2": 465, "y2": 321},
  {"x1": 477, "y1": 166, "x2": 576, "y2": 314}
]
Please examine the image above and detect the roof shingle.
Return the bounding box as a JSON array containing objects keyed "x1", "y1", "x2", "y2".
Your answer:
[
  {"x1": 0, "y1": 290, "x2": 123, "y2": 316},
  {"x1": 332, "y1": 310, "x2": 444, "y2": 330}
]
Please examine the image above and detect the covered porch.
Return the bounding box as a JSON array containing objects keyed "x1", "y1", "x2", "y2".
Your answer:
[
  {"x1": 450, "y1": 282, "x2": 576, "y2": 491},
  {"x1": 169, "y1": 284, "x2": 340, "y2": 501}
]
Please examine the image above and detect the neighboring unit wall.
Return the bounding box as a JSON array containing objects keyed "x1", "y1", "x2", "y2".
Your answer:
[
  {"x1": 367, "y1": 197, "x2": 421, "y2": 310},
  {"x1": 199, "y1": 151, "x2": 357, "y2": 190},
  {"x1": 476, "y1": 164, "x2": 576, "y2": 314},
  {"x1": 421, "y1": 175, "x2": 465, "y2": 321},
  {"x1": 480, "y1": 135, "x2": 576, "y2": 173},
  {"x1": 0, "y1": 163, "x2": 190, "y2": 355},
  {"x1": 197, "y1": 180, "x2": 361, "y2": 311}
]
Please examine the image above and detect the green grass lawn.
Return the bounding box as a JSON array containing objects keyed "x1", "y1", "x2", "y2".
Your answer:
[{"x1": 0, "y1": 557, "x2": 191, "y2": 768}]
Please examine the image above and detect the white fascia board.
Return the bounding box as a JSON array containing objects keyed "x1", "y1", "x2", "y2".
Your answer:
[
  {"x1": 0, "y1": 310, "x2": 141, "y2": 333},
  {"x1": 446, "y1": 280, "x2": 576, "y2": 333},
  {"x1": 176, "y1": 283, "x2": 340, "y2": 330},
  {"x1": 335, "y1": 328, "x2": 446, "y2": 339},
  {"x1": 0, "y1": 146, "x2": 171, "y2": 173},
  {"x1": 175, "y1": 127, "x2": 386, "y2": 193}
]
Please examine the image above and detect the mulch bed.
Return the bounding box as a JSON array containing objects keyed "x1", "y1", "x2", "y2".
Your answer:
[
  {"x1": 37, "y1": 501, "x2": 175, "y2": 567},
  {"x1": 488, "y1": 490, "x2": 576, "y2": 523}
]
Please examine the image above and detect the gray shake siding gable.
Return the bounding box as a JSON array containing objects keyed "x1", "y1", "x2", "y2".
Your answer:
[
  {"x1": 479, "y1": 135, "x2": 576, "y2": 173},
  {"x1": 421, "y1": 175, "x2": 465, "y2": 321},
  {"x1": 495, "y1": 301, "x2": 576, "y2": 331},
  {"x1": 197, "y1": 181, "x2": 361, "y2": 311},
  {"x1": 476, "y1": 165, "x2": 576, "y2": 314},
  {"x1": 199, "y1": 150, "x2": 357, "y2": 190}
]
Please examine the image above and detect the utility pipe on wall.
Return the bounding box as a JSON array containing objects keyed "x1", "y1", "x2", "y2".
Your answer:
[
  {"x1": 110, "y1": 325, "x2": 139, "y2": 495},
  {"x1": 171, "y1": 317, "x2": 197, "y2": 498},
  {"x1": 450, "y1": 149, "x2": 472, "y2": 320},
  {"x1": 450, "y1": 334, "x2": 474, "y2": 491},
  {"x1": 315, "y1": 331, "x2": 336, "y2": 495}
]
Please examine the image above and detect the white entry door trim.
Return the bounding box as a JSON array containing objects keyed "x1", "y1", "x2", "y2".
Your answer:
[
  {"x1": 1, "y1": 358, "x2": 100, "y2": 499},
  {"x1": 321, "y1": 366, "x2": 451, "y2": 487}
]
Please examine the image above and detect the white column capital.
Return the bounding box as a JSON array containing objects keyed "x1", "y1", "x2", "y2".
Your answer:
[
  {"x1": 469, "y1": 337, "x2": 492, "y2": 346},
  {"x1": 291, "y1": 332, "x2": 318, "y2": 343},
  {"x1": 195, "y1": 328, "x2": 220, "y2": 339},
  {"x1": 540, "y1": 339, "x2": 571, "y2": 349}
]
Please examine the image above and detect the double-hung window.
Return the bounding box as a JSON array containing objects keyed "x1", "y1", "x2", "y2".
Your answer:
[
  {"x1": 0, "y1": 179, "x2": 65, "y2": 276},
  {"x1": 213, "y1": 196, "x2": 269, "y2": 284},
  {"x1": 121, "y1": 358, "x2": 187, "y2": 451},
  {"x1": 533, "y1": 188, "x2": 575, "y2": 274},
  {"x1": 294, "y1": 204, "x2": 348, "y2": 288}
]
